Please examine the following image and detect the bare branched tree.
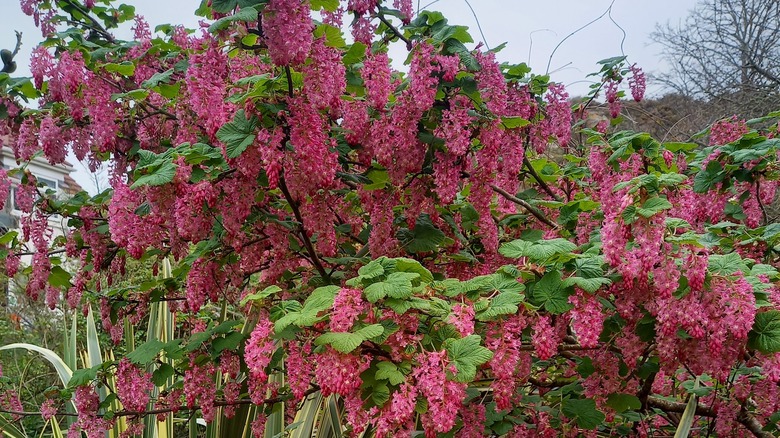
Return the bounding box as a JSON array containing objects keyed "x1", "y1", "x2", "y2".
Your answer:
[{"x1": 652, "y1": 0, "x2": 780, "y2": 117}]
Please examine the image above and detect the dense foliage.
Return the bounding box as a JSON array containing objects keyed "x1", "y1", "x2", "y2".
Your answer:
[{"x1": 1, "y1": 0, "x2": 780, "y2": 437}]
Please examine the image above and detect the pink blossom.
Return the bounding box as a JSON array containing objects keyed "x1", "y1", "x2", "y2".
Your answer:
[
  {"x1": 40, "y1": 399, "x2": 57, "y2": 421},
  {"x1": 362, "y1": 49, "x2": 394, "y2": 109},
  {"x1": 628, "y1": 64, "x2": 646, "y2": 102},
  {"x1": 314, "y1": 348, "x2": 370, "y2": 397},
  {"x1": 116, "y1": 358, "x2": 154, "y2": 412},
  {"x1": 448, "y1": 303, "x2": 475, "y2": 336},
  {"x1": 532, "y1": 315, "x2": 558, "y2": 360},
  {"x1": 262, "y1": 0, "x2": 314, "y2": 66},
  {"x1": 330, "y1": 288, "x2": 366, "y2": 332}
]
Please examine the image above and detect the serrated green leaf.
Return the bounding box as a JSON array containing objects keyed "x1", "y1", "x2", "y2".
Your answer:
[
  {"x1": 606, "y1": 393, "x2": 641, "y2": 413},
  {"x1": 476, "y1": 291, "x2": 523, "y2": 321},
  {"x1": 708, "y1": 252, "x2": 749, "y2": 275},
  {"x1": 314, "y1": 23, "x2": 345, "y2": 48},
  {"x1": 501, "y1": 116, "x2": 530, "y2": 129},
  {"x1": 748, "y1": 311, "x2": 780, "y2": 353},
  {"x1": 152, "y1": 363, "x2": 175, "y2": 386},
  {"x1": 693, "y1": 160, "x2": 725, "y2": 193},
  {"x1": 563, "y1": 276, "x2": 611, "y2": 293},
  {"x1": 127, "y1": 339, "x2": 165, "y2": 365},
  {"x1": 637, "y1": 197, "x2": 673, "y2": 218},
  {"x1": 0, "y1": 230, "x2": 18, "y2": 245},
  {"x1": 394, "y1": 257, "x2": 434, "y2": 283},
  {"x1": 217, "y1": 109, "x2": 258, "y2": 159},
  {"x1": 141, "y1": 69, "x2": 174, "y2": 88},
  {"x1": 499, "y1": 238, "x2": 576, "y2": 261},
  {"x1": 103, "y1": 61, "x2": 135, "y2": 76},
  {"x1": 531, "y1": 271, "x2": 573, "y2": 314},
  {"x1": 375, "y1": 361, "x2": 406, "y2": 385},
  {"x1": 315, "y1": 331, "x2": 364, "y2": 353},
  {"x1": 562, "y1": 398, "x2": 605, "y2": 430},
  {"x1": 356, "y1": 324, "x2": 384, "y2": 340},
  {"x1": 358, "y1": 260, "x2": 385, "y2": 279},
  {"x1": 444, "y1": 335, "x2": 493, "y2": 382},
  {"x1": 131, "y1": 162, "x2": 177, "y2": 188},
  {"x1": 208, "y1": 7, "x2": 258, "y2": 32},
  {"x1": 240, "y1": 285, "x2": 283, "y2": 306},
  {"x1": 396, "y1": 214, "x2": 446, "y2": 254},
  {"x1": 48, "y1": 266, "x2": 72, "y2": 288}
]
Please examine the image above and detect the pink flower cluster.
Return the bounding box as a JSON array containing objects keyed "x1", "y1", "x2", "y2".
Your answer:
[
  {"x1": 413, "y1": 350, "x2": 467, "y2": 436},
  {"x1": 116, "y1": 358, "x2": 154, "y2": 412},
  {"x1": 262, "y1": 0, "x2": 314, "y2": 66}
]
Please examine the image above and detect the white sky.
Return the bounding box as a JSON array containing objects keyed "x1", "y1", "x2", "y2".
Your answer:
[{"x1": 0, "y1": 0, "x2": 699, "y2": 192}]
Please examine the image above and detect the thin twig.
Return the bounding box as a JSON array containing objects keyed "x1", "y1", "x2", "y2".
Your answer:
[
  {"x1": 278, "y1": 176, "x2": 330, "y2": 282},
  {"x1": 375, "y1": 12, "x2": 412, "y2": 50},
  {"x1": 490, "y1": 184, "x2": 558, "y2": 229},
  {"x1": 523, "y1": 155, "x2": 562, "y2": 201}
]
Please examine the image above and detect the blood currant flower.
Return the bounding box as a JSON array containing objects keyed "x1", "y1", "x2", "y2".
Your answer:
[
  {"x1": 116, "y1": 358, "x2": 154, "y2": 412},
  {"x1": 262, "y1": 0, "x2": 313, "y2": 66}
]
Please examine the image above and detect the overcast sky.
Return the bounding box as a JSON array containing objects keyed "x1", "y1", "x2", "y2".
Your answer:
[{"x1": 0, "y1": 0, "x2": 699, "y2": 191}]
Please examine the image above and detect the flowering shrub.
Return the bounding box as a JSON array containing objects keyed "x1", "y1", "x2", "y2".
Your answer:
[{"x1": 1, "y1": 0, "x2": 780, "y2": 437}]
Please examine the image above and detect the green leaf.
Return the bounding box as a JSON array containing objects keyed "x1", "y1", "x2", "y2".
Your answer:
[
  {"x1": 637, "y1": 197, "x2": 673, "y2": 218},
  {"x1": 315, "y1": 331, "x2": 364, "y2": 353},
  {"x1": 314, "y1": 23, "x2": 345, "y2": 48},
  {"x1": 208, "y1": 7, "x2": 258, "y2": 32},
  {"x1": 240, "y1": 285, "x2": 282, "y2": 306},
  {"x1": 217, "y1": 109, "x2": 258, "y2": 159},
  {"x1": 358, "y1": 260, "x2": 385, "y2": 279},
  {"x1": 131, "y1": 162, "x2": 177, "y2": 188},
  {"x1": 68, "y1": 365, "x2": 101, "y2": 388},
  {"x1": 356, "y1": 324, "x2": 385, "y2": 340},
  {"x1": 364, "y1": 281, "x2": 394, "y2": 302},
  {"x1": 444, "y1": 335, "x2": 493, "y2": 382},
  {"x1": 531, "y1": 271, "x2": 573, "y2": 314},
  {"x1": 375, "y1": 361, "x2": 406, "y2": 385},
  {"x1": 152, "y1": 363, "x2": 175, "y2": 386},
  {"x1": 562, "y1": 398, "x2": 606, "y2": 430},
  {"x1": 364, "y1": 273, "x2": 415, "y2": 302},
  {"x1": 211, "y1": 0, "x2": 239, "y2": 13},
  {"x1": 693, "y1": 160, "x2": 726, "y2": 193},
  {"x1": 311, "y1": 0, "x2": 340, "y2": 11},
  {"x1": 606, "y1": 393, "x2": 641, "y2": 413},
  {"x1": 103, "y1": 61, "x2": 135, "y2": 76},
  {"x1": 501, "y1": 116, "x2": 530, "y2": 129},
  {"x1": 0, "y1": 230, "x2": 18, "y2": 244},
  {"x1": 127, "y1": 339, "x2": 165, "y2": 365},
  {"x1": 499, "y1": 238, "x2": 576, "y2": 262},
  {"x1": 212, "y1": 332, "x2": 245, "y2": 353},
  {"x1": 748, "y1": 311, "x2": 780, "y2": 353},
  {"x1": 443, "y1": 38, "x2": 480, "y2": 72},
  {"x1": 396, "y1": 214, "x2": 446, "y2": 254},
  {"x1": 575, "y1": 256, "x2": 605, "y2": 278},
  {"x1": 48, "y1": 266, "x2": 72, "y2": 288},
  {"x1": 394, "y1": 257, "x2": 434, "y2": 283},
  {"x1": 708, "y1": 252, "x2": 749, "y2": 275},
  {"x1": 562, "y1": 276, "x2": 611, "y2": 293},
  {"x1": 476, "y1": 291, "x2": 523, "y2": 321},
  {"x1": 141, "y1": 69, "x2": 174, "y2": 88}
]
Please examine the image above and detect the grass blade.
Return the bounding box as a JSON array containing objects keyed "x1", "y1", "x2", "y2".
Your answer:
[
  {"x1": 0, "y1": 343, "x2": 72, "y2": 387},
  {"x1": 674, "y1": 377, "x2": 700, "y2": 438}
]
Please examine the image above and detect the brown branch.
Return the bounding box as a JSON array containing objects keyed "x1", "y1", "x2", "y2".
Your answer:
[
  {"x1": 490, "y1": 184, "x2": 558, "y2": 229},
  {"x1": 646, "y1": 396, "x2": 772, "y2": 438},
  {"x1": 62, "y1": 0, "x2": 115, "y2": 43},
  {"x1": 0, "y1": 386, "x2": 320, "y2": 419},
  {"x1": 523, "y1": 156, "x2": 562, "y2": 202},
  {"x1": 278, "y1": 175, "x2": 330, "y2": 281},
  {"x1": 375, "y1": 12, "x2": 412, "y2": 50}
]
